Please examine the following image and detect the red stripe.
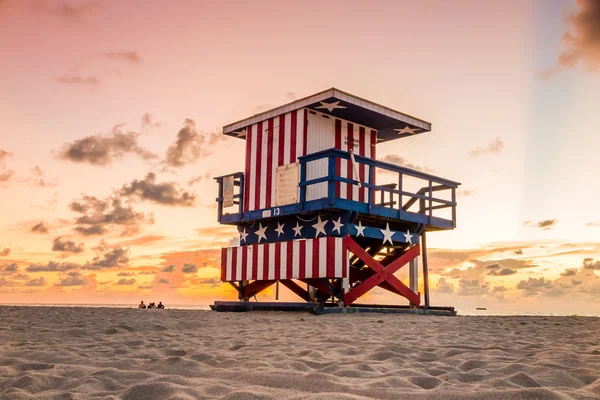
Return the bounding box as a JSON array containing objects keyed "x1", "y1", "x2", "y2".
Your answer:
[
  {"x1": 244, "y1": 126, "x2": 252, "y2": 212},
  {"x1": 254, "y1": 122, "x2": 263, "y2": 210},
  {"x1": 252, "y1": 244, "x2": 258, "y2": 280},
  {"x1": 303, "y1": 110, "x2": 308, "y2": 156},
  {"x1": 231, "y1": 247, "x2": 237, "y2": 281},
  {"x1": 221, "y1": 248, "x2": 227, "y2": 281},
  {"x1": 342, "y1": 237, "x2": 348, "y2": 278},
  {"x1": 346, "y1": 123, "x2": 354, "y2": 200},
  {"x1": 312, "y1": 237, "x2": 319, "y2": 278},
  {"x1": 241, "y1": 245, "x2": 247, "y2": 281},
  {"x1": 359, "y1": 126, "x2": 366, "y2": 202},
  {"x1": 370, "y1": 130, "x2": 377, "y2": 186},
  {"x1": 299, "y1": 240, "x2": 306, "y2": 279},
  {"x1": 286, "y1": 242, "x2": 293, "y2": 279},
  {"x1": 326, "y1": 237, "x2": 335, "y2": 277},
  {"x1": 263, "y1": 243, "x2": 270, "y2": 281},
  {"x1": 265, "y1": 118, "x2": 274, "y2": 208},
  {"x1": 335, "y1": 119, "x2": 342, "y2": 198},
  {"x1": 290, "y1": 110, "x2": 297, "y2": 162},
  {"x1": 278, "y1": 115, "x2": 285, "y2": 166},
  {"x1": 274, "y1": 241, "x2": 281, "y2": 280}
]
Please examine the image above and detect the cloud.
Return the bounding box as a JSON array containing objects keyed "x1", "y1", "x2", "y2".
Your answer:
[
  {"x1": 587, "y1": 221, "x2": 600, "y2": 227},
  {"x1": 198, "y1": 277, "x2": 219, "y2": 285},
  {"x1": 55, "y1": 74, "x2": 100, "y2": 86},
  {"x1": 441, "y1": 258, "x2": 535, "y2": 280},
  {"x1": 116, "y1": 278, "x2": 136, "y2": 285},
  {"x1": 32, "y1": 1, "x2": 101, "y2": 22},
  {"x1": 25, "y1": 277, "x2": 46, "y2": 286},
  {"x1": 379, "y1": 154, "x2": 433, "y2": 173},
  {"x1": 70, "y1": 195, "x2": 153, "y2": 237},
  {"x1": 119, "y1": 173, "x2": 196, "y2": 207},
  {"x1": 582, "y1": 258, "x2": 600, "y2": 270},
  {"x1": 55, "y1": 271, "x2": 87, "y2": 286},
  {"x1": 557, "y1": 0, "x2": 600, "y2": 71},
  {"x1": 0, "y1": 148, "x2": 14, "y2": 182},
  {"x1": 523, "y1": 219, "x2": 558, "y2": 230},
  {"x1": 181, "y1": 263, "x2": 197, "y2": 273},
  {"x1": 58, "y1": 124, "x2": 156, "y2": 166},
  {"x1": 141, "y1": 113, "x2": 161, "y2": 128},
  {"x1": 27, "y1": 261, "x2": 81, "y2": 272},
  {"x1": 434, "y1": 277, "x2": 454, "y2": 294},
  {"x1": 83, "y1": 248, "x2": 129, "y2": 270},
  {"x1": 561, "y1": 268, "x2": 578, "y2": 276},
  {"x1": 28, "y1": 165, "x2": 59, "y2": 188},
  {"x1": 486, "y1": 266, "x2": 517, "y2": 276},
  {"x1": 100, "y1": 51, "x2": 142, "y2": 64},
  {"x1": 161, "y1": 265, "x2": 175, "y2": 273},
  {"x1": 52, "y1": 237, "x2": 85, "y2": 253},
  {"x1": 2, "y1": 263, "x2": 18, "y2": 273},
  {"x1": 157, "y1": 278, "x2": 169, "y2": 284},
  {"x1": 516, "y1": 277, "x2": 554, "y2": 294},
  {"x1": 0, "y1": 248, "x2": 10, "y2": 256},
  {"x1": 31, "y1": 222, "x2": 50, "y2": 234},
  {"x1": 137, "y1": 284, "x2": 152, "y2": 289},
  {"x1": 457, "y1": 279, "x2": 490, "y2": 296},
  {"x1": 163, "y1": 119, "x2": 224, "y2": 168},
  {"x1": 117, "y1": 272, "x2": 134, "y2": 276},
  {"x1": 458, "y1": 189, "x2": 475, "y2": 197},
  {"x1": 468, "y1": 138, "x2": 504, "y2": 157}
]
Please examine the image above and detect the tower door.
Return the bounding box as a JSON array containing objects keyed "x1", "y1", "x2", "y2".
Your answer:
[{"x1": 306, "y1": 112, "x2": 335, "y2": 201}]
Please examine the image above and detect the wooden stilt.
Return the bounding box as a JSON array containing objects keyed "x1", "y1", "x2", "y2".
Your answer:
[{"x1": 422, "y1": 231, "x2": 430, "y2": 308}]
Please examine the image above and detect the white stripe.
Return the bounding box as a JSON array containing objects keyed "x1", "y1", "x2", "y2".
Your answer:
[
  {"x1": 226, "y1": 248, "x2": 232, "y2": 281},
  {"x1": 259, "y1": 123, "x2": 268, "y2": 210},
  {"x1": 249, "y1": 124, "x2": 257, "y2": 211},
  {"x1": 319, "y1": 237, "x2": 327, "y2": 277},
  {"x1": 268, "y1": 243, "x2": 276, "y2": 280},
  {"x1": 305, "y1": 239, "x2": 313, "y2": 278},
  {"x1": 296, "y1": 109, "x2": 304, "y2": 159},
  {"x1": 283, "y1": 113, "x2": 291, "y2": 165},
  {"x1": 236, "y1": 246, "x2": 242, "y2": 281},
  {"x1": 335, "y1": 237, "x2": 342, "y2": 277},
  {"x1": 246, "y1": 246, "x2": 253, "y2": 281},
  {"x1": 280, "y1": 241, "x2": 287, "y2": 279},
  {"x1": 257, "y1": 244, "x2": 264, "y2": 280},
  {"x1": 271, "y1": 120, "x2": 279, "y2": 207},
  {"x1": 292, "y1": 240, "x2": 300, "y2": 279}
]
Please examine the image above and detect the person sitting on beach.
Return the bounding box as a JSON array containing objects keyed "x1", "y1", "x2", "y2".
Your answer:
[
  {"x1": 138, "y1": 301, "x2": 146, "y2": 309},
  {"x1": 157, "y1": 302, "x2": 164, "y2": 309}
]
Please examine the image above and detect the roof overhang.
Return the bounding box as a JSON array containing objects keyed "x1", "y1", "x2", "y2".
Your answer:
[{"x1": 223, "y1": 88, "x2": 431, "y2": 143}]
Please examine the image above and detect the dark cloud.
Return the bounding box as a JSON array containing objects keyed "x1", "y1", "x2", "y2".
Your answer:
[
  {"x1": 55, "y1": 74, "x2": 100, "y2": 86},
  {"x1": 491, "y1": 286, "x2": 508, "y2": 293},
  {"x1": 31, "y1": 222, "x2": 50, "y2": 234},
  {"x1": 141, "y1": 113, "x2": 161, "y2": 128},
  {"x1": 379, "y1": 154, "x2": 433, "y2": 173},
  {"x1": 157, "y1": 278, "x2": 169, "y2": 284},
  {"x1": 161, "y1": 265, "x2": 175, "y2": 273},
  {"x1": 198, "y1": 277, "x2": 219, "y2": 285},
  {"x1": 83, "y1": 248, "x2": 129, "y2": 270},
  {"x1": 582, "y1": 258, "x2": 600, "y2": 270},
  {"x1": 116, "y1": 278, "x2": 136, "y2": 285},
  {"x1": 58, "y1": 124, "x2": 156, "y2": 166},
  {"x1": 137, "y1": 284, "x2": 153, "y2": 289},
  {"x1": 27, "y1": 261, "x2": 81, "y2": 272},
  {"x1": 561, "y1": 268, "x2": 578, "y2": 277},
  {"x1": 457, "y1": 279, "x2": 490, "y2": 296},
  {"x1": 70, "y1": 195, "x2": 153, "y2": 237},
  {"x1": 117, "y1": 272, "x2": 134, "y2": 276},
  {"x1": 0, "y1": 149, "x2": 14, "y2": 182},
  {"x1": 434, "y1": 277, "x2": 454, "y2": 294},
  {"x1": 487, "y1": 266, "x2": 517, "y2": 276},
  {"x1": 55, "y1": 271, "x2": 87, "y2": 286},
  {"x1": 100, "y1": 51, "x2": 142, "y2": 64},
  {"x1": 442, "y1": 258, "x2": 535, "y2": 280},
  {"x1": 0, "y1": 248, "x2": 10, "y2": 256},
  {"x1": 516, "y1": 277, "x2": 554, "y2": 294},
  {"x1": 468, "y1": 138, "x2": 503, "y2": 158},
  {"x1": 182, "y1": 263, "x2": 197, "y2": 273},
  {"x1": 557, "y1": 0, "x2": 600, "y2": 70},
  {"x1": 25, "y1": 277, "x2": 46, "y2": 286},
  {"x1": 523, "y1": 219, "x2": 558, "y2": 230},
  {"x1": 164, "y1": 119, "x2": 224, "y2": 168},
  {"x1": 514, "y1": 249, "x2": 523, "y2": 255},
  {"x1": 52, "y1": 237, "x2": 85, "y2": 253},
  {"x1": 572, "y1": 279, "x2": 583, "y2": 286},
  {"x1": 119, "y1": 173, "x2": 196, "y2": 207},
  {"x1": 2, "y1": 263, "x2": 18, "y2": 273},
  {"x1": 32, "y1": 1, "x2": 101, "y2": 22}
]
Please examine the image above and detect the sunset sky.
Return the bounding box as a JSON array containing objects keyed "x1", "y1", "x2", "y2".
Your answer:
[{"x1": 1, "y1": 0, "x2": 599, "y2": 313}]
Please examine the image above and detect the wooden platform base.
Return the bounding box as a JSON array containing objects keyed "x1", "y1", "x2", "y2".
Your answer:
[{"x1": 210, "y1": 301, "x2": 456, "y2": 316}]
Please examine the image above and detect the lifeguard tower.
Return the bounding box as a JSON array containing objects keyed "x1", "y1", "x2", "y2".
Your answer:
[{"x1": 211, "y1": 88, "x2": 460, "y2": 315}]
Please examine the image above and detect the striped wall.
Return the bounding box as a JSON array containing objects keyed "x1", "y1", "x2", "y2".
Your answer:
[
  {"x1": 243, "y1": 109, "x2": 377, "y2": 212},
  {"x1": 221, "y1": 237, "x2": 348, "y2": 281}
]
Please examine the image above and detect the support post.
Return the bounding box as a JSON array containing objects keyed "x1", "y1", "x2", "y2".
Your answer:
[
  {"x1": 327, "y1": 156, "x2": 336, "y2": 206},
  {"x1": 422, "y1": 231, "x2": 430, "y2": 308},
  {"x1": 217, "y1": 179, "x2": 223, "y2": 223},
  {"x1": 299, "y1": 160, "x2": 307, "y2": 210},
  {"x1": 409, "y1": 257, "x2": 419, "y2": 308}
]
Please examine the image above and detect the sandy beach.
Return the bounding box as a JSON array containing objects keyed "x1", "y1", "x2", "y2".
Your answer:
[{"x1": 0, "y1": 307, "x2": 598, "y2": 400}]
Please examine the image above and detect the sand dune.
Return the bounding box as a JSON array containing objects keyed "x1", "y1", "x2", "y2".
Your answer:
[{"x1": 0, "y1": 306, "x2": 598, "y2": 399}]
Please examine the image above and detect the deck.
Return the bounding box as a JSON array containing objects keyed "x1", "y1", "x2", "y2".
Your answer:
[{"x1": 215, "y1": 148, "x2": 460, "y2": 231}]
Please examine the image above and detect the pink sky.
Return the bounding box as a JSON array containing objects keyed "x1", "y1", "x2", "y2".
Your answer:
[{"x1": 0, "y1": 0, "x2": 599, "y2": 313}]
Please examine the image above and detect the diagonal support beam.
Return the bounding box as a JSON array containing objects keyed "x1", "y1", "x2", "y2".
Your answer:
[
  {"x1": 280, "y1": 280, "x2": 311, "y2": 302},
  {"x1": 350, "y1": 267, "x2": 403, "y2": 297},
  {"x1": 243, "y1": 280, "x2": 276, "y2": 298},
  {"x1": 345, "y1": 237, "x2": 420, "y2": 306},
  {"x1": 300, "y1": 278, "x2": 336, "y2": 297}
]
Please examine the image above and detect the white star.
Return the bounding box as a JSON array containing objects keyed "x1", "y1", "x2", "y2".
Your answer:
[
  {"x1": 394, "y1": 125, "x2": 419, "y2": 135},
  {"x1": 332, "y1": 217, "x2": 343, "y2": 234},
  {"x1": 403, "y1": 230, "x2": 413, "y2": 244},
  {"x1": 255, "y1": 223, "x2": 268, "y2": 243},
  {"x1": 315, "y1": 100, "x2": 346, "y2": 113},
  {"x1": 312, "y1": 215, "x2": 328, "y2": 238},
  {"x1": 354, "y1": 221, "x2": 366, "y2": 237},
  {"x1": 292, "y1": 222, "x2": 303, "y2": 237},
  {"x1": 379, "y1": 223, "x2": 395, "y2": 245},
  {"x1": 239, "y1": 228, "x2": 249, "y2": 243},
  {"x1": 275, "y1": 222, "x2": 285, "y2": 237},
  {"x1": 233, "y1": 129, "x2": 247, "y2": 138}
]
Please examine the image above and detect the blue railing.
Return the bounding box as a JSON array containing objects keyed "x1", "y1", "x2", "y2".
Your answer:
[{"x1": 215, "y1": 148, "x2": 460, "y2": 228}]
